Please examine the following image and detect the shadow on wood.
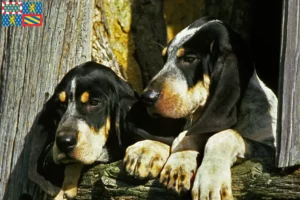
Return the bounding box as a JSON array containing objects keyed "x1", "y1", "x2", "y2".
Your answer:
[{"x1": 3, "y1": 115, "x2": 50, "y2": 200}]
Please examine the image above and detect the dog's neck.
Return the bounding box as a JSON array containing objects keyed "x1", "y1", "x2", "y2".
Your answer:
[{"x1": 185, "y1": 106, "x2": 203, "y2": 129}]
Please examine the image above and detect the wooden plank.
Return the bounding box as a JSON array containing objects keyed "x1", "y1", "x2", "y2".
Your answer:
[
  {"x1": 0, "y1": 1, "x2": 93, "y2": 199},
  {"x1": 277, "y1": 0, "x2": 300, "y2": 167},
  {"x1": 75, "y1": 157, "x2": 300, "y2": 200}
]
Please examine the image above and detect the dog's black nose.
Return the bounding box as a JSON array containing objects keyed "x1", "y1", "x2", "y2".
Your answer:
[
  {"x1": 141, "y1": 89, "x2": 161, "y2": 106},
  {"x1": 56, "y1": 132, "x2": 77, "y2": 153}
]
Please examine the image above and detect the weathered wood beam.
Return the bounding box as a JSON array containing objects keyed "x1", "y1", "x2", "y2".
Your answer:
[
  {"x1": 277, "y1": 0, "x2": 300, "y2": 167},
  {"x1": 0, "y1": 1, "x2": 94, "y2": 199},
  {"x1": 74, "y1": 158, "x2": 300, "y2": 200}
]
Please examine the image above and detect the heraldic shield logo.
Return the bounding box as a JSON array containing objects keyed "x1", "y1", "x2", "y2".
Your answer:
[{"x1": 1, "y1": 2, "x2": 42, "y2": 27}]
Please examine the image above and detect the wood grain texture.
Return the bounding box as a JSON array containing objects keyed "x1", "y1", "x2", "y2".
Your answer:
[
  {"x1": 277, "y1": 0, "x2": 300, "y2": 167},
  {"x1": 131, "y1": 0, "x2": 167, "y2": 87},
  {"x1": 0, "y1": 0, "x2": 93, "y2": 199},
  {"x1": 74, "y1": 158, "x2": 300, "y2": 200}
]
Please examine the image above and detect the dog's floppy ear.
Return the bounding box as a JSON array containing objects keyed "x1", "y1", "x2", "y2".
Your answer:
[
  {"x1": 188, "y1": 53, "x2": 240, "y2": 135},
  {"x1": 187, "y1": 23, "x2": 254, "y2": 136},
  {"x1": 28, "y1": 91, "x2": 67, "y2": 196},
  {"x1": 110, "y1": 75, "x2": 137, "y2": 147},
  {"x1": 28, "y1": 64, "x2": 81, "y2": 195}
]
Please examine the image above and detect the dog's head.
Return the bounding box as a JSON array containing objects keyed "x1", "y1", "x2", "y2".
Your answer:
[
  {"x1": 38, "y1": 61, "x2": 136, "y2": 165},
  {"x1": 32, "y1": 61, "x2": 185, "y2": 195},
  {"x1": 142, "y1": 17, "x2": 254, "y2": 134}
]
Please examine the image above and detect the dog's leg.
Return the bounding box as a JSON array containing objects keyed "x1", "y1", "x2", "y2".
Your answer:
[
  {"x1": 159, "y1": 131, "x2": 208, "y2": 194},
  {"x1": 160, "y1": 150, "x2": 199, "y2": 194},
  {"x1": 123, "y1": 140, "x2": 170, "y2": 179},
  {"x1": 54, "y1": 163, "x2": 83, "y2": 200},
  {"x1": 191, "y1": 129, "x2": 248, "y2": 200}
]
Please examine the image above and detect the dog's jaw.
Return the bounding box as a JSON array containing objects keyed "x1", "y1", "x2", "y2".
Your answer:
[{"x1": 53, "y1": 117, "x2": 111, "y2": 165}]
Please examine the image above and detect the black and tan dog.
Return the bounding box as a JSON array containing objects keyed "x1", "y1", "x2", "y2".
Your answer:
[
  {"x1": 124, "y1": 16, "x2": 277, "y2": 200},
  {"x1": 30, "y1": 61, "x2": 185, "y2": 199}
]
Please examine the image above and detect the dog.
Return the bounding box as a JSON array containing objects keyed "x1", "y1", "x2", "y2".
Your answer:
[
  {"x1": 30, "y1": 61, "x2": 185, "y2": 199},
  {"x1": 123, "y1": 16, "x2": 277, "y2": 200}
]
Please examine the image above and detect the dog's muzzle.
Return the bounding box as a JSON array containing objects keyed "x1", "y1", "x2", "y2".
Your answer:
[
  {"x1": 141, "y1": 89, "x2": 161, "y2": 107},
  {"x1": 56, "y1": 129, "x2": 77, "y2": 153}
]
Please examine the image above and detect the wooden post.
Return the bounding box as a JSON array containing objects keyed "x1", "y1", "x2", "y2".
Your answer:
[
  {"x1": 0, "y1": 1, "x2": 94, "y2": 199},
  {"x1": 277, "y1": 0, "x2": 300, "y2": 167},
  {"x1": 75, "y1": 158, "x2": 300, "y2": 200}
]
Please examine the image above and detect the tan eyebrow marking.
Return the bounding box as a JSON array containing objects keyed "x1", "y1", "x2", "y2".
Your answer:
[
  {"x1": 176, "y1": 48, "x2": 185, "y2": 57},
  {"x1": 59, "y1": 91, "x2": 66, "y2": 102},
  {"x1": 80, "y1": 91, "x2": 89, "y2": 103},
  {"x1": 162, "y1": 47, "x2": 168, "y2": 56}
]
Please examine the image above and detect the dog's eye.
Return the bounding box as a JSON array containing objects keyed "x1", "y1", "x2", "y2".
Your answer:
[
  {"x1": 183, "y1": 55, "x2": 198, "y2": 63},
  {"x1": 89, "y1": 99, "x2": 100, "y2": 106}
]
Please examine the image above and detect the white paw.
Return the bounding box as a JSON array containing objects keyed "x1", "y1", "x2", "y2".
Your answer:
[
  {"x1": 64, "y1": 187, "x2": 77, "y2": 199},
  {"x1": 54, "y1": 190, "x2": 65, "y2": 200},
  {"x1": 54, "y1": 187, "x2": 77, "y2": 200},
  {"x1": 191, "y1": 163, "x2": 233, "y2": 200},
  {"x1": 123, "y1": 140, "x2": 170, "y2": 179},
  {"x1": 160, "y1": 151, "x2": 198, "y2": 194}
]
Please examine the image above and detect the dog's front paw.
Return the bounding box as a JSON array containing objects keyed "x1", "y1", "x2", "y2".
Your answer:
[
  {"x1": 160, "y1": 151, "x2": 198, "y2": 194},
  {"x1": 54, "y1": 190, "x2": 65, "y2": 200},
  {"x1": 54, "y1": 188, "x2": 77, "y2": 200},
  {"x1": 124, "y1": 140, "x2": 170, "y2": 179},
  {"x1": 63, "y1": 187, "x2": 78, "y2": 199},
  {"x1": 191, "y1": 163, "x2": 233, "y2": 200},
  {"x1": 54, "y1": 189, "x2": 77, "y2": 200}
]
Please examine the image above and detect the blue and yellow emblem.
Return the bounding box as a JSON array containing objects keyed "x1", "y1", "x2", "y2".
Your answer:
[
  {"x1": 23, "y1": 2, "x2": 42, "y2": 14},
  {"x1": 22, "y1": 14, "x2": 42, "y2": 26},
  {"x1": 22, "y1": 2, "x2": 42, "y2": 26},
  {"x1": 2, "y1": 14, "x2": 22, "y2": 27},
  {"x1": 1, "y1": 2, "x2": 42, "y2": 27},
  {"x1": 3, "y1": 4, "x2": 22, "y2": 13}
]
